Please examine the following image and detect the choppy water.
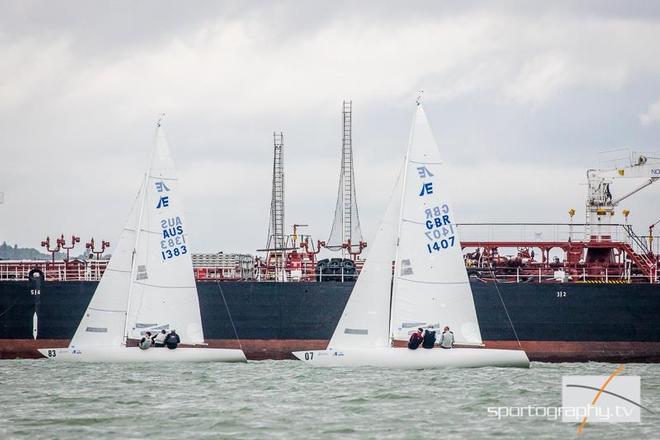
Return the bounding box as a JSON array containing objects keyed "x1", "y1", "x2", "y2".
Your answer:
[{"x1": 0, "y1": 360, "x2": 658, "y2": 439}]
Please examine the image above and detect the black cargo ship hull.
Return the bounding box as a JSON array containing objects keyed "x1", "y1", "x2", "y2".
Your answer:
[{"x1": 1, "y1": 280, "x2": 659, "y2": 362}]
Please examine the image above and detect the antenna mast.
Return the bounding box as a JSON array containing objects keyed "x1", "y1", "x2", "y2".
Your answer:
[
  {"x1": 326, "y1": 100, "x2": 365, "y2": 258},
  {"x1": 265, "y1": 132, "x2": 286, "y2": 281}
]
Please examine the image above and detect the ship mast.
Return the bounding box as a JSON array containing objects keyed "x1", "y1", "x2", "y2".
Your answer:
[
  {"x1": 265, "y1": 132, "x2": 287, "y2": 281},
  {"x1": 326, "y1": 100, "x2": 365, "y2": 259}
]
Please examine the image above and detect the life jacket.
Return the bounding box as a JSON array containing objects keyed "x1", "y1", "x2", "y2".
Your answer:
[
  {"x1": 408, "y1": 332, "x2": 423, "y2": 350},
  {"x1": 422, "y1": 330, "x2": 436, "y2": 349},
  {"x1": 139, "y1": 336, "x2": 152, "y2": 350},
  {"x1": 440, "y1": 331, "x2": 455, "y2": 348},
  {"x1": 165, "y1": 333, "x2": 180, "y2": 349}
]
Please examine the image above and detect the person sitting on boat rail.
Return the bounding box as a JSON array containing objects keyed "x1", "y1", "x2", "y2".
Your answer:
[
  {"x1": 152, "y1": 329, "x2": 167, "y2": 347},
  {"x1": 440, "y1": 326, "x2": 454, "y2": 349},
  {"x1": 408, "y1": 327, "x2": 424, "y2": 350},
  {"x1": 139, "y1": 331, "x2": 153, "y2": 350},
  {"x1": 165, "y1": 330, "x2": 180, "y2": 350},
  {"x1": 422, "y1": 327, "x2": 437, "y2": 349}
]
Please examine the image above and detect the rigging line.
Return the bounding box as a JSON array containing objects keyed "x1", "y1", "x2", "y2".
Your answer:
[
  {"x1": 488, "y1": 268, "x2": 522, "y2": 349},
  {"x1": 215, "y1": 281, "x2": 243, "y2": 352}
]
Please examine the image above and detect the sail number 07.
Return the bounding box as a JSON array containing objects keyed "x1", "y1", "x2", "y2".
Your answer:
[{"x1": 426, "y1": 236, "x2": 455, "y2": 253}]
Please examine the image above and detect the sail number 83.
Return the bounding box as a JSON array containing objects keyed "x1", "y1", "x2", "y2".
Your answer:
[{"x1": 426, "y1": 236, "x2": 455, "y2": 254}]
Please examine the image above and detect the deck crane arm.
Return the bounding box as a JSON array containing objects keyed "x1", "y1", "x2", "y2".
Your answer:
[{"x1": 586, "y1": 153, "x2": 660, "y2": 210}]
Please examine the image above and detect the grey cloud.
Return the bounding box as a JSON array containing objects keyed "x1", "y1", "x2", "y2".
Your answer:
[{"x1": 1, "y1": 1, "x2": 660, "y2": 254}]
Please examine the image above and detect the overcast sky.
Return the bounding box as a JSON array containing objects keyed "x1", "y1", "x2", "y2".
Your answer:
[{"x1": 1, "y1": 0, "x2": 660, "y2": 256}]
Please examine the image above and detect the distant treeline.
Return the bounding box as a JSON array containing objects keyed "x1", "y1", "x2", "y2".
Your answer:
[
  {"x1": 0, "y1": 241, "x2": 56, "y2": 260},
  {"x1": 0, "y1": 241, "x2": 110, "y2": 261}
]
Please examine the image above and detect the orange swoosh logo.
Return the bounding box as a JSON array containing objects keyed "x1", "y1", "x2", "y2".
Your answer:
[{"x1": 577, "y1": 364, "x2": 625, "y2": 434}]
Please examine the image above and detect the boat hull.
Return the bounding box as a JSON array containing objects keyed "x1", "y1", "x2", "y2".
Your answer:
[
  {"x1": 291, "y1": 347, "x2": 530, "y2": 369},
  {"x1": 37, "y1": 346, "x2": 247, "y2": 363}
]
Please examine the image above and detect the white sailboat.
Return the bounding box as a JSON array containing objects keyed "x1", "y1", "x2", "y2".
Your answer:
[
  {"x1": 39, "y1": 122, "x2": 246, "y2": 363},
  {"x1": 293, "y1": 102, "x2": 529, "y2": 368}
]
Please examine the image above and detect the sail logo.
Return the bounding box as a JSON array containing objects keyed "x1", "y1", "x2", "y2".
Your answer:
[
  {"x1": 416, "y1": 166, "x2": 434, "y2": 178},
  {"x1": 419, "y1": 182, "x2": 433, "y2": 196},
  {"x1": 155, "y1": 180, "x2": 170, "y2": 192},
  {"x1": 160, "y1": 216, "x2": 188, "y2": 261},
  {"x1": 156, "y1": 196, "x2": 169, "y2": 209}
]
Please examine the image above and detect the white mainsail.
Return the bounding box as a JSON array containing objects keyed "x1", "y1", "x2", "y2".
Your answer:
[
  {"x1": 328, "y1": 173, "x2": 402, "y2": 349},
  {"x1": 390, "y1": 104, "x2": 482, "y2": 345},
  {"x1": 126, "y1": 127, "x2": 204, "y2": 344},
  {"x1": 71, "y1": 125, "x2": 204, "y2": 348}
]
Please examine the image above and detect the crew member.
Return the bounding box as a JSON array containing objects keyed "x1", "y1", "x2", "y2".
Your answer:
[
  {"x1": 165, "y1": 330, "x2": 181, "y2": 350},
  {"x1": 440, "y1": 326, "x2": 454, "y2": 349},
  {"x1": 408, "y1": 327, "x2": 424, "y2": 350},
  {"x1": 139, "y1": 331, "x2": 153, "y2": 350},
  {"x1": 152, "y1": 329, "x2": 167, "y2": 347},
  {"x1": 422, "y1": 327, "x2": 437, "y2": 349}
]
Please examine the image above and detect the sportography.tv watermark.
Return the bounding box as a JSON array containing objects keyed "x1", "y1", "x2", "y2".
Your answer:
[{"x1": 486, "y1": 365, "x2": 654, "y2": 434}]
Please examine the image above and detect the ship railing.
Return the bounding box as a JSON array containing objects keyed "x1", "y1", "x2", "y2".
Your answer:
[
  {"x1": 253, "y1": 261, "x2": 358, "y2": 282},
  {"x1": 469, "y1": 266, "x2": 658, "y2": 284},
  {"x1": 456, "y1": 222, "x2": 651, "y2": 246},
  {"x1": 0, "y1": 260, "x2": 109, "y2": 281}
]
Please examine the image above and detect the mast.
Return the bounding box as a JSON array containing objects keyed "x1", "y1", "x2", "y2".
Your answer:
[
  {"x1": 388, "y1": 95, "x2": 421, "y2": 344},
  {"x1": 265, "y1": 132, "x2": 286, "y2": 281},
  {"x1": 326, "y1": 101, "x2": 365, "y2": 258},
  {"x1": 122, "y1": 117, "x2": 161, "y2": 344}
]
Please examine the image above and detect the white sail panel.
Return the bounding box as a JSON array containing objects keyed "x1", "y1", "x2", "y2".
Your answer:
[
  {"x1": 328, "y1": 175, "x2": 401, "y2": 349},
  {"x1": 69, "y1": 188, "x2": 142, "y2": 347},
  {"x1": 126, "y1": 127, "x2": 204, "y2": 344},
  {"x1": 390, "y1": 105, "x2": 482, "y2": 345}
]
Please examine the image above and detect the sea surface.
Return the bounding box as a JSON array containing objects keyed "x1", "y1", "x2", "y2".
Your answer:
[{"x1": 0, "y1": 360, "x2": 658, "y2": 439}]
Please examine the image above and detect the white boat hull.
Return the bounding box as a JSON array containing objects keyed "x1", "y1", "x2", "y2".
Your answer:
[
  {"x1": 38, "y1": 346, "x2": 247, "y2": 363},
  {"x1": 292, "y1": 347, "x2": 530, "y2": 369}
]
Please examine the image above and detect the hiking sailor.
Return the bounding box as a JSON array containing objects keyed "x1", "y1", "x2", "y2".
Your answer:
[
  {"x1": 407, "y1": 327, "x2": 424, "y2": 350},
  {"x1": 139, "y1": 331, "x2": 153, "y2": 350},
  {"x1": 440, "y1": 326, "x2": 455, "y2": 349},
  {"x1": 421, "y1": 327, "x2": 437, "y2": 349},
  {"x1": 165, "y1": 330, "x2": 181, "y2": 350},
  {"x1": 152, "y1": 329, "x2": 167, "y2": 347}
]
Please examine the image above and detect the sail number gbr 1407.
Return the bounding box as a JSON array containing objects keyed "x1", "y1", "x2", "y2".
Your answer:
[{"x1": 424, "y1": 204, "x2": 456, "y2": 254}]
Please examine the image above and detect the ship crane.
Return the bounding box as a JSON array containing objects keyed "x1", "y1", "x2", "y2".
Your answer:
[
  {"x1": 585, "y1": 151, "x2": 660, "y2": 241},
  {"x1": 649, "y1": 218, "x2": 660, "y2": 252}
]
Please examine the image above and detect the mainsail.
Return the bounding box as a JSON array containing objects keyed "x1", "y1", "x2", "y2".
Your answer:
[
  {"x1": 389, "y1": 104, "x2": 482, "y2": 345},
  {"x1": 70, "y1": 125, "x2": 204, "y2": 348}
]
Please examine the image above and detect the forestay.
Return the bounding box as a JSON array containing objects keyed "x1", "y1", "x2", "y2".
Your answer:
[{"x1": 389, "y1": 105, "x2": 482, "y2": 345}]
